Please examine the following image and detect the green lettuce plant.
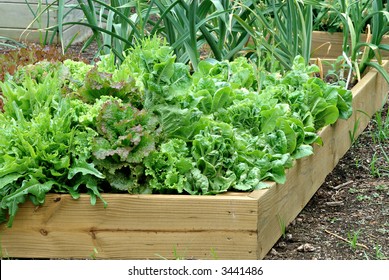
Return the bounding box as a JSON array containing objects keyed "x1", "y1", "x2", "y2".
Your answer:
[
  {"x1": 0, "y1": 38, "x2": 353, "y2": 227},
  {"x1": 0, "y1": 64, "x2": 106, "y2": 227}
]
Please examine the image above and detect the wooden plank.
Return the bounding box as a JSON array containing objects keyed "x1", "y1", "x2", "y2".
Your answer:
[
  {"x1": 312, "y1": 31, "x2": 389, "y2": 59},
  {"x1": 1, "y1": 230, "x2": 258, "y2": 260},
  {"x1": 7, "y1": 193, "x2": 258, "y2": 232},
  {"x1": 1, "y1": 193, "x2": 259, "y2": 259},
  {"x1": 0, "y1": 61, "x2": 388, "y2": 260}
]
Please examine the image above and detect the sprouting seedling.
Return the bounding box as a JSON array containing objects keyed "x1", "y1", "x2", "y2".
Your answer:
[
  {"x1": 349, "y1": 117, "x2": 360, "y2": 144},
  {"x1": 0, "y1": 235, "x2": 10, "y2": 259},
  {"x1": 370, "y1": 152, "x2": 381, "y2": 178},
  {"x1": 374, "y1": 244, "x2": 387, "y2": 260},
  {"x1": 347, "y1": 230, "x2": 361, "y2": 250},
  {"x1": 89, "y1": 247, "x2": 99, "y2": 260},
  {"x1": 349, "y1": 110, "x2": 370, "y2": 144},
  {"x1": 210, "y1": 248, "x2": 218, "y2": 260}
]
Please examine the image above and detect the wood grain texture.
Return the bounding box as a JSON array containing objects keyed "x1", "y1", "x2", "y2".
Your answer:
[
  {"x1": 0, "y1": 61, "x2": 388, "y2": 260},
  {"x1": 312, "y1": 31, "x2": 389, "y2": 59}
]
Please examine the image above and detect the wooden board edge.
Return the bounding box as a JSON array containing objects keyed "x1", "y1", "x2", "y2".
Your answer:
[{"x1": 311, "y1": 31, "x2": 389, "y2": 59}]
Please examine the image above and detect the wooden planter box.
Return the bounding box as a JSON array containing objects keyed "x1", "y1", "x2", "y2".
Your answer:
[
  {"x1": 0, "y1": 0, "x2": 90, "y2": 45},
  {"x1": 312, "y1": 31, "x2": 389, "y2": 59},
  {"x1": 1, "y1": 59, "x2": 388, "y2": 260}
]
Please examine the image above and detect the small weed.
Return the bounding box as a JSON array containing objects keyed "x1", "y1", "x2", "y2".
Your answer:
[
  {"x1": 349, "y1": 118, "x2": 360, "y2": 144},
  {"x1": 370, "y1": 153, "x2": 381, "y2": 177},
  {"x1": 363, "y1": 251, "x2": 370, "y2": 260},
  {"x1": 374, "y1": 245, "x2": 387, "y2": 260},
  {"x1": 375, "y1": 185, "x2": 388, "y2": 191},
  {"x1": 377, "y1": 222, "x2": 389, "y2": 235},
  {"x1": 89, "y1": 247, "x2": 99, "y2": 260},
  {"x1": 372, "y1": 192, "x2": 380, "y2": 199},
  {"x1": 156, "y1": 246, "x2": 217, "y2": 260},
  {"x1": 155, "y1": 247, "x2": 187, "y2": 260},
  {"x1": 377, "y1": 228, "x2": 389, "y2": 234},
  {"x1": 354, "y1": 158, "x2": 361, "y2": 169},
  {"x1": 379, "y1": 146, "x2": 389, "y2": 176},
  {"x1": 347, "y1": 230, "x2": 361, "y2": 250},
  {"x1": 356, "y1": 195, "x2": 371, "y2": 201},
  {"x1": 372, "y1": 109, "x2": 389, "y2": 143},
  {"x1": 348, "y1": 188, "x2": 358, "y2": 194},
  {"x1": 210, "y1": 248, "x2": 218, "y2": 260},
  {"x1": 172, "y1": 246, "x2": 187, "y2": 260},
  {"x1": 0, "y1": 238, "x2": 9, "y2": 260},
  {"x1": 349, "y1": 110, "x2": 369, "y2": 144},
  {"x1": 328, "y1": 217, "x2": 340, "y2": 224}
]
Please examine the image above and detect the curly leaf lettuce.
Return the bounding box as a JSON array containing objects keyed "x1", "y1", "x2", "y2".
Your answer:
[
  {"x1": 91, "y1": 99, "x2": 157, "y2": 193},
  {"x1": 0, "y1": 71, "x2": 106, "y2": 227}
]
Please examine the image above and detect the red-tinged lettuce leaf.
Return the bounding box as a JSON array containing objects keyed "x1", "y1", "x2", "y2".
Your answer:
[
  {"x1": 79, "y1": 66, "x2": 143, "y2": 107},
  {"x1": 105, "y1": 164, "x2": 151, "y2": 194},
  {"x1": 91, "y1": 99, "x2": 157, "y2": 192}
]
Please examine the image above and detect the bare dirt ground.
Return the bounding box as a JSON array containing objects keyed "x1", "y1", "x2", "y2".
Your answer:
[{"x1": 264, "y1": 101, "x2": 389, "y2": 260}]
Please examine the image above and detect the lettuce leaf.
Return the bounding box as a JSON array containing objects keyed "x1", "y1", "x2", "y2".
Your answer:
[
  {"x1": 91, "y1": 99, "x2": 157, "y2": 193},
  {"x1": 0, "y1": 70, "x2": 106, "y2": 227}
]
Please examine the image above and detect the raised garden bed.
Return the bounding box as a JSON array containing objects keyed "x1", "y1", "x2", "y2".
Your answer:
[
  {"x1": 1, "y1": 58, "x2": 388, "y2": 260},
  {"x1": 312, "y1": 31, "x2": 389, "y2": 59}
]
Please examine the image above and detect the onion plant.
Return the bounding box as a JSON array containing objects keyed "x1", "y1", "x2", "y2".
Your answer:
[
  {"x1": 0, "y1": 37, "x2": 26, "y2": 49},
  {"x1": 20, "y1": 0, "x2": 83, "y2": 52},
  {"x1": 55, "y1": 0, "x2": 158, "y2": 62},
  {"x1": 22, "y1": 0, "x2": 54, "y2": 45},
  {"x1": 314, "y1": 0, "x2": 389, "y2": 84},
  {"x1": 153, "y1": 0, "x2": 253, "y2": 70},
  {"x1": 40, "y1": 0, "x2": 255, "y2": 70},
  {"x1": 234, "y1": 0, "x2": 318, "y2": 72}
]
